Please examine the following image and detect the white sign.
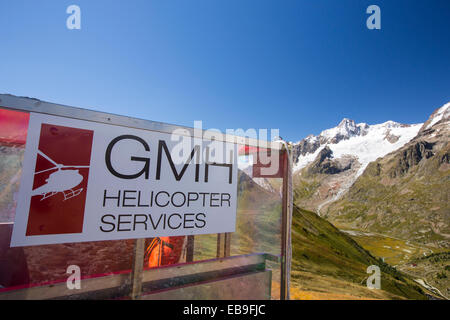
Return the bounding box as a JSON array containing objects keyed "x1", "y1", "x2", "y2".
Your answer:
[{"x1": 11, "y1": 113, "x2": 238, "y2": 247}]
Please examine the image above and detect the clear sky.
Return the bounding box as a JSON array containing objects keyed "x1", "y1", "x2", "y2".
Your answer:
[{"x1": 1, "y1": 0, "x2": 449, "y2": 142}]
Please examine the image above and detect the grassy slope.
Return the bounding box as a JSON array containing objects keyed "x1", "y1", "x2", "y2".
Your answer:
[
  {"x1": 341, "y1": 230, "x2": 436, "y2": 266},
  {"x1": 324, "y1": 142, "x2": 449, "y2": 247},
  {"x1": 291, "y1": 205, "x2": 430, "y2": 300}
]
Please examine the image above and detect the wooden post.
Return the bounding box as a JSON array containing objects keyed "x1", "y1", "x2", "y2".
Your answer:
[
  {"x1": 129, "y1": 238, "x2": 145, "y2": 300},
  {"x1": 216, "y1": 233, "x2": 231, "y2": 258},
  {"x1": 186, "y1": 235, "x2": 195, "y2": 262},
  {"x1": 224, "y1": 233, "x2": 231, "y2": 257},
  {"x1": 216, "y1": 233, "x2": 223, "y2": 258}
]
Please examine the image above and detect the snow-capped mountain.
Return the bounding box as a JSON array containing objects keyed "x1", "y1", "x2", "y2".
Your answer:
[
  {"x1": 291, "y1": 102, "x2": 449, "y2": 217},
  {"x1": 291, "y1": 116, "x2": 423, "y2": 214},
  {"x1": 325, "y1": 102, "x2": 450, "y2": 248},
  {"x1": 293, "y1": 118, "x2": 423, "y2": 179},
  {"x1": 242, "y1": 102, "x2": 449, "y2": 201}
]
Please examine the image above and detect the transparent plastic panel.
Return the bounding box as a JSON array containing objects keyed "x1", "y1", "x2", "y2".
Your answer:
[{"x1": 0, "y1": 106, "x2": 284, "y2": 300}]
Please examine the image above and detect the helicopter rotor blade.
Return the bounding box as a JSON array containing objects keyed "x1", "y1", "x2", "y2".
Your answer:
[
  {"x1": 35, "y1": 167, "x2": 58, "y2": 175},
  {"x1": 59, "y1": 165, "x2": 90, "y2": 169},
  {"x1": 37, "y1": 150, "x2": 59, "y2": 167},
  {"x1": 35, "y1": 165, "x2": 89, "y2": 175}
]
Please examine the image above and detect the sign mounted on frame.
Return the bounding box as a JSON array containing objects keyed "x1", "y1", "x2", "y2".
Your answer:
[{"x1": 10, "y1": 113, "x2": 238, "y2": 247}]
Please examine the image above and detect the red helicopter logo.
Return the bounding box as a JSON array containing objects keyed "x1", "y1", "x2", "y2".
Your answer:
[
  {"x1": 25, "y1": 123, "x2": 94, "y2": 236},
  {"x1": 32, "y1": 149, "x2": 90, "y2": 201}
]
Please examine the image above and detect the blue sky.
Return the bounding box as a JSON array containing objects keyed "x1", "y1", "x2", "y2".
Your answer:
[{"x1": 1, "y1": 0, "x2": 449, "y2": 141}]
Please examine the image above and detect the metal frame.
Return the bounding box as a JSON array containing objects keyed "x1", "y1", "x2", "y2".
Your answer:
[
  {"x1": 0, "y1": 93, "x2": 291, "y2": 300},
  {"x1": 280, "y1": 147, "x2": 293, "y2": 300},
  {"x1": 0, "y1": 94, "x2": 282, "y2": 149}
]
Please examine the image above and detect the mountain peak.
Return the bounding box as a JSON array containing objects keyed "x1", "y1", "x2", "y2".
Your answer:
[
  {"x1": 381, "y1": 120, "x2": 401, "y2": 128},
  {"x1": 338, "y1": 118, "x2": 355, "y2": 126},
  {"x1": 320, "y1": 118, "x2": 362, "y2": 143}
]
